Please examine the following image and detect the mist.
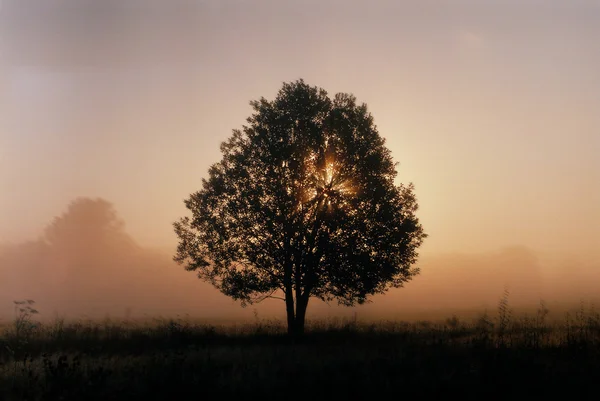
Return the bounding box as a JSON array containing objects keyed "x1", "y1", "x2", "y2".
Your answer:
[
  {"x1": 0, "y1": 197, "x2": 597, "y2": 323},
  {"x1": 0, "y1": 198, "x2": 244, "y2": 321},
  {"x1": 1, "y1": 0, "x2": 599, "y2": 322},
  {"x1": 3, "y1": 3, "x2": 600, "y2": 399}
]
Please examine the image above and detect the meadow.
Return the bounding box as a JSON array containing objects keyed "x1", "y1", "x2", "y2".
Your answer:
[{"x1": 1, "y1": 298, "x2": 600, "y2": 400}]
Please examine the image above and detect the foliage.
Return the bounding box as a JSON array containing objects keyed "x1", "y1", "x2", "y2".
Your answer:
[
  {"x1": 2, "y1": 303, "x2": 600, "y2": 400},
  {"x1": 45, "y1": 198, "x2": 122, "y2": 244},
  {"x1": 174, "y1": 79, "x2": 427, "y2": 333}
]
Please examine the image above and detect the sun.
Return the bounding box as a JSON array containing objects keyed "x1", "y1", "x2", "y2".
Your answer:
[{"x1": 298, "y1": 149, "x2": 355, "y2": 212}]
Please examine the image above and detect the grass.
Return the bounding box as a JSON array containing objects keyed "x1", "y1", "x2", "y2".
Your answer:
[{"x1": 1, "y1": 298, "x2": 600, "y2": 400}]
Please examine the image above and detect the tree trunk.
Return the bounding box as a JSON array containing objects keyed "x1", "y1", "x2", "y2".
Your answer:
[
  {"x1": 284, "y1": 292, "x2": 310, "y2": 336},
  {"x1": 285, "y1": 284, "x2": 296, "y2": 336},
  {"x1": 294, "y1": 295, "x2": 309, "y2": 336}
]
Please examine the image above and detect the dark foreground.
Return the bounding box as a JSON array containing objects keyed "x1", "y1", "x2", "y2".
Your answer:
[{"x1": 1, "y1": 309, "x2": 600, "y2": 400}]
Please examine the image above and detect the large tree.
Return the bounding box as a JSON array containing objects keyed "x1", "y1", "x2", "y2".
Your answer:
[{"x1": 174, "y1": 80, "x2": 427, "y2": 335}]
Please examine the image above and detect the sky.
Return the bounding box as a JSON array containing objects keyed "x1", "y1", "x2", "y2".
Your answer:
[{"x1": 1, "y1": 0, "x2": 599, "y2": 260}]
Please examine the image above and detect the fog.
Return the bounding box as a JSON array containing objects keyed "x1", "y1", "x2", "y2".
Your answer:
[
  {"x1": 1, "y1": 1, "x2": 599, "y2": 322},
  {"x1": 0, "y1": 198, "x2": 597, "y2": 323},
  {"x1": 0, "y1": 198, "x2": 244, "y2": 322}
]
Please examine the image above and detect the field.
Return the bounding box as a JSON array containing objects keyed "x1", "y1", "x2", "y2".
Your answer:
[{"x1": 2, "y1": 300, "x2": 600, "y2": 400}]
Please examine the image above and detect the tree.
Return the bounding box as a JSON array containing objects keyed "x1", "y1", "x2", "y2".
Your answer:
[
  {"x1": 174, "y1": 79, "x2": 427, "y2": 335},
  {"x1": 44, "y1": 197, "x2": 138, "y2": 264},
  {"x1": 42, "y1": 197, "x2": 140, "y2": 310}
]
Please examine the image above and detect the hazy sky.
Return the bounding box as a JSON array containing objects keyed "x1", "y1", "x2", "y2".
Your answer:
[{"x1": 1, "y1": 0, "x2": 599, "y2": 256}]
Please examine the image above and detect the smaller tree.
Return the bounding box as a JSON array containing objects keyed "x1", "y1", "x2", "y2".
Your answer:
[
  {"x1": 44, "y1": 197, "x2": 133, "y2": 252},
  {"x1": 41, "y1": 197, "x2": 140, "y2": 311}
]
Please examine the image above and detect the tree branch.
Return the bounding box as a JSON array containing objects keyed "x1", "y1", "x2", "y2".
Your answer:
[
  {"x1": 265, "y1": 295, "x2": 286, "y2": 302},
  {"x1": 252, "y1": 289, "x2": 286, "y2": 304}
]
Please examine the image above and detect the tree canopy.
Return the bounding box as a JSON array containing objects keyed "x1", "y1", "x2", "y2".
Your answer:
[
  {"x1": 174, "y1": 79, "x2": 426, "y2": 334},
  {"x1": 44, "y1": 198, "x2": 134, "y2": 252}
]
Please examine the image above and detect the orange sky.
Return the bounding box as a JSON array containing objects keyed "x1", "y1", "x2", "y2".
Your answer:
[{"x1": 1, "y1": 0, "x2": 599, "y2": 259}]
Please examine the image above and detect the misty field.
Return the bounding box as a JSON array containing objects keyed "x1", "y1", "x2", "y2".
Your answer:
[{"x1": 1, "y1": 301, "x2": 600, "y2": 400}]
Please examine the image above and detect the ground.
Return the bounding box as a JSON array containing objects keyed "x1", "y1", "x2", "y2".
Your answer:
[{"x1": 1, "y1": 307, "x2": 600, "y2": 400}]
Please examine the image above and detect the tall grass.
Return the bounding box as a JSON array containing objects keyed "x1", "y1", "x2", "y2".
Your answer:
[{"x1": 2, "y1": 297, "x2": 600, "y2": 399}]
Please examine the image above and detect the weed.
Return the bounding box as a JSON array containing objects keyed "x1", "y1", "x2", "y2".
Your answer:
[{"x1": 1, "y1": 299, "x2": 600, "y2": 399}]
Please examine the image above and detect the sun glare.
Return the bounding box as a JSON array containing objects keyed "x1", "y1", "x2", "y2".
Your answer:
[{"x1": 296, "y1": 149, "x2": 355, "y2": 213}]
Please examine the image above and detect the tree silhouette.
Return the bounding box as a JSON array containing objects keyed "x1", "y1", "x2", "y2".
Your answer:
[
  {"x1": 44, "y1": 197, "x2": 138, "y2": 266},
  {"x1": 42, "y1": 197, "x2": 140, "y2": 312},
  {"x1": 174, "y1": 80, "x2": 427, "y2": 335}
]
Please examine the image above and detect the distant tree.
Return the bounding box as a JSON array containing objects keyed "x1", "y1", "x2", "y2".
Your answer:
[
  {"x1": 44, "y1": 197, "x2": 137, "y2": 261},
  {"x1": 40, "y1": 197, "x2": 142, "y2": 314},
  {"x1": 174, "y1": 80, "x2": 427, "y2": 335},
  {"x1": 42, "y1": 197, "x2": 140, "y2": 297}
]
